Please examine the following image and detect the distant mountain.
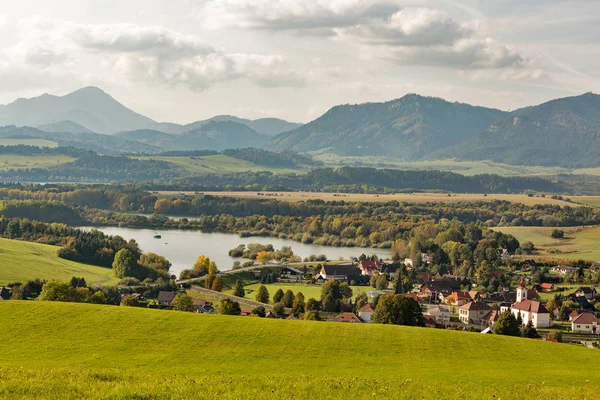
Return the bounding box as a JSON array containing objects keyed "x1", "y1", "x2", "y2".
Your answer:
[
  {"x1": 269, "y1": 94, "x2": 507, "y2": 159},
  {"x1": 149, "y1": 115, "x2": 301, "y2": 136},
  {"x1": 37, "y1": 120, "x2": 95, "y2": 134},
  {"x1": 117, "y1": 121, "x2": 269, "y2": 151},
  {"x1": 431, "y1": 93, "x2": 600, "y2": 168},
  {"x1": 0, "y1": 126, "x2": 160, "y2": 154},
  {"x1": 0, "y1": 87, "x2": 155, "y2": 134}
]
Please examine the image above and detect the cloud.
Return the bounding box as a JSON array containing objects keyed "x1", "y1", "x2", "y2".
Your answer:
[
  {"x1": 0, "y1": 14, "x2": 6, "y2": 27},
  {"x1": 6, "y1": 17, "x2": 303, "y2": 91}
]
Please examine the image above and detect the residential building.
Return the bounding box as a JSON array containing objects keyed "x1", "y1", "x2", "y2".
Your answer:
[
  {"x1": 571, "y1": 312, "x2": 600, "y2": 334},
  {"x1": 575, "y1": 287, "x2": 597, "y2": 300},
  {"x1": 425, "y1": 304, "x2": 451, "y2": 324},
  {"x1": 358, "y1": 260, "x2": 381, "y2": 276},
  {"x1": 459, "y1": 301, "x2": 493, "y2": 325},
  {"x1": 317, "y1": 264, "x2": 362, "y2": 282},
  {"x1": 157, "y1": 291, "x2": 176, "y2": 307},
  {"x1": 445, "y1": 291, "x2": 472, "y2": 307},
  {"x1": 553, "y1": 265, "x2": 577, "y2": 275},
  {"x1": 540, "y1": 283, "x2": 554, "y2": 292},
  {"x1": 192, "y1": 299, "x2": 213, "y2": 313},
  {"x1": 357, "y1": 304, "x2": 375, "y2": 322},
  {"x1": 331, "y1": 313, "x2": 362, "y2": 323},
  {"x1": 280, "y1": 266, "x2": 304, "y2": 281},
  {"x1": 510, "y1": 277, "x2": 551, "y2": 328}
]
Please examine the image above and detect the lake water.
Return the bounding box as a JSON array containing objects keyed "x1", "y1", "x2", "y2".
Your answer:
[{"x1": 80, "y1": 226, "x2": 391, "y2": 277}]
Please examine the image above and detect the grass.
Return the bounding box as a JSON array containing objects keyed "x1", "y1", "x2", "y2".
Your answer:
[
  {"x1": 493, "y1": 226, "x2": 600, "y2": 262},
  {"x1": 1, "y1": 301, "x2": 599, "y2": 399},
  {"x1": 165, "y1": 190, "x2": 580, "y2": 207},
  {"x1": 225, "y1": 282, "x2": 372, "y2": 300},
  {"x1": 0, "y1": 238, "x2": 118, "y2": 286},
  {"x1": 135, "y1": 154, "x2": 303, "y2": 175},
  {"x1": 0, "y1": 139, "x2": 58, "y2": 148},
  {"x1": 0, "y1": 154, "x2": 74, "y2": 171}
]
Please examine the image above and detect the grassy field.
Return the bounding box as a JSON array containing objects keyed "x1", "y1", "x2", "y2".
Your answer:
[
  {"x1": 0, "y1": 238, "x2": 118, "y2": 286},
  {"x1": 135, "y1": 154, "x2": 303, "y2": 175},
  {"x1": 0, "y1": 154, "x2": 74, "y2": 171},
  {"x1": 1, "y1": 301, "x2": 599, "y2": 399},
  {"x1": 493, "y1": 226, "x2": 600, "y2": 262},
  {"x1": 0, "y1": 138, "x2": 58, "y2": 148},
  {"x1": 164, "y1": 190, "x2": 580, "y2": 207},
  {"x1": 224, "y1": 282, "x2": 372, "y2": 301}
]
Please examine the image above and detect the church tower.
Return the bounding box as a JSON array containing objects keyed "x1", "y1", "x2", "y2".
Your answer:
[{"x1": 516, "y1": 276, "x2": 527, "y2": 303}]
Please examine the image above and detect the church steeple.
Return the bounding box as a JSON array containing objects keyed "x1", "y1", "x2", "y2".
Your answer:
[{"x1": 516, "y1": 276, "x2": 527, "y2": 303}]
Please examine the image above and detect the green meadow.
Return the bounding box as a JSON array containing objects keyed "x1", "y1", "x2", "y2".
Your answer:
[
  {"x1": 0, "y1": 238, "x2": 117, "y2": 286},
  {"x1": 226, "y1": 282, "x2": 372, "y2": 301},
  {"x1": 0, "y1": 301, "x2": 598, "y2": 399},
  {"x1": 0, "y1": 154, "x2": 74, "y2": 171}
]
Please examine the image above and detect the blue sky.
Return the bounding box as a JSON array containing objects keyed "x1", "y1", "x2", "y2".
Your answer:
[{"x1": 0, "y1": 0, "x2": 598, "y2": 123}]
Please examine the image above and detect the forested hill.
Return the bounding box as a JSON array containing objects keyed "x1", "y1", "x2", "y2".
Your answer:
[
  {"x1": 430, "y1": 93, "x2": 600, "y2": 168},
  {"x1": 269, "y1": 94, "x2": 507, "y2": 158}
]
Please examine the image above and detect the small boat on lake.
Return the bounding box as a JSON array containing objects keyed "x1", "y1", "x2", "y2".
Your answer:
[{"x1": 153, "y1": 233, "x2": 162, "y2": 239}]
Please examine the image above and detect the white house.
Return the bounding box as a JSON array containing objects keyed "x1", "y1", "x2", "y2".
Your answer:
[
  {"x1": 552, "y1": 265, "x2": 577, "y2": 275},
  {"x1": 571, "y1": 312, "x2": 600, "y2": 334},
  {"x1": 510, "y1": 278, "x2": 551, "y2": 328},
  {"x1": 280, "y1": 266, "x2": 304, "y2": 281},
  {"x1": 425, "y1": 304, "x2": 451, "y2": 324},
  {"x1": 358, "y1": 304, "x2": 375, "y2": 322}
]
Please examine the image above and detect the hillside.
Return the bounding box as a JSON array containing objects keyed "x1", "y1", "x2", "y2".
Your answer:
[
  {"x1": 0, "y1": 301, "x2": 597, "y2": 399},
  {"x1": 37, "y1": 120, "x2": 95, "y2": 134},
  {"x1": 0, "y1": 87, "x2": 154, "y2": 134},
  {"x1": 0, "y1": 238, "x2": 117, "y2": 286},
  {"x1": 269, "y1": 94, "x2": 507, "y2": 159},
  {"x1": 116, "y1": 121, "x2": 269, "y2": 151},
  {"x1": 150, "y1": 115, "x2": 302, "y2": 136},
  {"x1": 433, "y1": 93, "x2": 600, "y2": 168}
]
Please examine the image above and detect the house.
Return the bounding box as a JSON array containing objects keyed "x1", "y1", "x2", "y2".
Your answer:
[
  {"x1": 424, "y1": 315, "x2": 443, "y2": 329},
  {"x1": 240, "y1": 309, "x2": 253, "y2": 316},
  {"x1": 280, "y1": 266, "x2": 304, "y2": 281},
  {"x1": 459, "y1": 301, "x2": 493, "y2": 325},
  {"x1": 358, "y1": 260, "x2": 381, "y2": 276},
  {"x1": 571, "y1": 295, "x2": 592, "y2": 310},
  {"x1": 331, "y1": 312, "x2": 362, "y2": 323},
  {"x1": 540, "y1": 283, "x2": 554, "y2": 292},
  {"x1": 498, "y1": 248, "x2": 511, "y2": 260},
  {"x1": 404, "y1": 292, "x2": 423, "y2": 304},
  {"x1": 510, "y1": 278, "x2": 551, "y2": 328},
  {"x1": 0, "y1": 287, "x2": 10, "y2": 300},
  {"x1": 481, "y1": 327, "x2": 493, "y2": 334},
  {"x1": 468, "y1": 290, "x2": 484, "y2": 301},
  {"x1": 421, "y1": 253, "x2": 432, "y2": 264},
  {"x1": 445, "y1": 291, "x2": 472, "y2": 307},
  {"x1": 192, "y1": 299, "x2": 214, "y2": 313},
  {"x1": 590, "y1": 262, "x2": 600, "y2": 272},
  {"x1": 553, "y1": 265, "x2": 577, "y2": 275},
  {"x1": 425, "y1": 305, "x2": 451, "y2": 324},
  {"x1": 571, "y1": 312, "x2": 600, "y2": 334},
  {"x1": 420, "y1": 279, "x2": 462, "y2": 299},
  {"x1": 575, "y1": 287, "x2": 597, "y2": 300},
  {"x1": 569, "y1": 310, "x2": 584, "y2": 321},
  {"x1": 403, "y1": 258, "x2": 414, "y2": 267},
  {"x1": 416, "y1": 271, "x2": 432, "y2": 282},
  {"x1": 357, "y1": 304, "x2": 375, "y2": 322},
  {"x1": 317, "y1": 264, "x2": 362, "y2": 282},
  {"x1": 157, "y1": 291, "x2": 176, "y2": 307},
  {"x1": 487, "y1": 310, "x2": 500, "y2": 327}
]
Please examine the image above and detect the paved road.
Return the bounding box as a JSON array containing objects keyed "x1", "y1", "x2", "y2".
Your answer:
[{"x1": 189, "y1": 286, "x2": 272, "y2": 310}]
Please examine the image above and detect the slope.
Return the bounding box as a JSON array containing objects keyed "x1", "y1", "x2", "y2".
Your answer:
[
  {"x1": 0, "y1": 301, "x2": 597, "y2": 399},
  {"x1": 37, "y1": 120, "x2": 95, "y2": 134},
  {"x1": 0, "y1": 86, "x2": 154, "y2": 134},
  {"x1": 433, "y1": 93, "x2": 600, "y2": 168},
  {"x1": 0, "y1": 238, "x2": 117, "y2": 285},
  {"x1": 150, "y1": 115, "x2": 302, "y2": 136},
  {"x1": 270, "y1": 94, "x2": 507, "y2": 159}
]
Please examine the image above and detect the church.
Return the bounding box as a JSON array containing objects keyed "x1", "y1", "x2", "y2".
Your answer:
[{"x1": 510, "y1": 277, "x2": 551, "y2": 328}]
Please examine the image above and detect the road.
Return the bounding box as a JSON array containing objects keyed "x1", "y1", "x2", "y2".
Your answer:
[{"x1": 189, "y1": 286, "x2": 272, "y2": 310}]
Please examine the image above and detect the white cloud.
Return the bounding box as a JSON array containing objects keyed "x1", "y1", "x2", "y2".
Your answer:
[
  {"x1": 0, "y1": 14, "x2": 6, "y2": 27},
  {"x1": 5, "y1": 17, "x2": 303, "y2": 91}
]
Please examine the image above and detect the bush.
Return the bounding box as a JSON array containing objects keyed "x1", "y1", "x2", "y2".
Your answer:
[{"x1": 547, "y1": 330, "x2": 563, "y2": 343}]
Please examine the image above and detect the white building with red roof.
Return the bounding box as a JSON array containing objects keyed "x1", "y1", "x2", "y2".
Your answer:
[
  {"x1": 358, "y1": 260, "x2": 381, "y2": 275},
  {"x1": 510, "y1": 277, "x2": 551, "y2": 328},
  {"x1": 571, "y1": 311, "x2": 600, "y2": 334},
  {"x1": 357, "y1": 304, "x2": 375, "y2": 322}
]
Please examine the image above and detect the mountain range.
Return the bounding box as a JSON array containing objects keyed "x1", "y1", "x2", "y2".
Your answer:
[{"x1": 1, "y1": 87, "x2": 600, "y2": 168}]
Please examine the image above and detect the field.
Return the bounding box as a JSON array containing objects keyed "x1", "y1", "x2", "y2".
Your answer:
[
  {"x1": 0, "y1": 238, "x2": 118, "y2": 286},
  {"x1": 0, "y1": 154, "x2": 74, "y2": 171},
  {"x1": 225, "y1": 282, "x2": 373, "y2": 301},
  {"x1": 135, "y1": 154, "x2": 303, "y2": 175},
  {"x1": 493, "y1": 226, "x2": 600, "y2": 262},
  {"x1": 164, "y1": 190, "x2": 580, "y2": 207},
  {"x1": 1, "y1": 301, "x2": 599, "y2": 399},
  {"x1": 0, "y1": 138, "x2": 58, "y2": 148}
]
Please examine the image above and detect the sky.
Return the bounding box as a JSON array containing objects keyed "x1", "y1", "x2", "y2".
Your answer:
[{"x1": 0, "y1": 0, "x2": 598, "y2": 123}]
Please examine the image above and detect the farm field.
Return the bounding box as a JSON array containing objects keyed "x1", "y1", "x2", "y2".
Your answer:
[
  {"x1": 164, "y1": 190, "x2": 580, "y2": 207},
  {"x1": 0, "y1": 138, "x2": 58, "y2": 148},
  {"x1": 0, "y1": 238, "x2": 118, "y2": 286},
  {"x1": 224, "y1": 282, "x2": 372, "y2": 301},
  {"x1": 135, "y1": 154, "x2": 303, "y2": 175},
  {"x1": 493, "y1": 225, "x2": 600, "y2": 262},
  {"x1": 0, "y1": 154, "x2": 74, "y2": 171},
  {"x1": 1, "y1": 301, "x2": 599, "y2": 399}
]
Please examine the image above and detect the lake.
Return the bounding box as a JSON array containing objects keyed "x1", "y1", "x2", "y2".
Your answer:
[{"x1": 80, "y1": 226, "x2": 391, "y2": 278}]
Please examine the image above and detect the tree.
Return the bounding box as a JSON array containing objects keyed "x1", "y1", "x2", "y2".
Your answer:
[
  {"x1": 304, "y1": 311, "x2": 321, "y2": 321},
  {"x1": 120, "y1": 294, "x2": 140, "y2": 307},
  {"x1": 521, "y1": 321, "x2": 540, "y2": 338},
  {"x1": 292, "y1": 292, "x2": 305, "y2": 313},
  {"x1": 493, "y1": 311, "x2": 520, "y2": 336},
  {"x1": 232, "y1": 280, "x2": 246, "y2": 298},
  {"x1": 376, "y1": 275, "x2": 388, "y2": 290},
  {"x1": 551, "y1": 229, "x2": 565, "y2": 239},
  {"x1": 547, "y1": 329, "x2": 563, "y2": 343},
  {"x1": 255, "y1": 285, "x2": 270, "y2": 303},
  {"x1": 546, "y1": 297, "x2": 558, "y2": 313},
  {"x1": 305, "y1": 298, "x2": 320, "y2": 311},
  {"x1": 355, "y1": 293, "x2": 368, "y2": 310},
  {"x1": 90, "y1": 291, "x2": 107, "y2": 304},
  {"x1": 339, "y1": 282, "x2": 353, "y2": 299},
  {"x1": 558, "y1": 304, "x2": 570, "y2": 321},
  {"x1": 252, "y1": 306, "x2": 266, "y2": 317},
  {"x1": 218, "y1": 299, "x2": 241, "y2": 315},
  {"x1": 112, "y1": 248, "x2": 137, "y2": 278},
  {"x1": 273, "y1": 288, "x2": 285, "y2": 303},
  {"x1": 322, "y1": 293, "x2": 339, "y2": 312},
  {"x1": 173, "y1": 293, "x2": 194, "y2": 312},
  {"x1": 69, "y1": 277, "x2": 87, "y2": 288},
  {"x1": 273, "y1": 302, "x2": 285, "y2": 316},
  {"x1": 256, "y1": 251, "x2": 274, "y2": 265},
  {"x1": 282, "y1": 290, "x2": 294, "y2": 308},
  {"x1": 372, "y1": 294, "x2": 425, "y2": 326},
  {"x1": 211, "y1": 276, "x2": 224, "y2": 292},
  {"x1": 38, "y1": 280, "x2": 90, "y2": 303}
]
